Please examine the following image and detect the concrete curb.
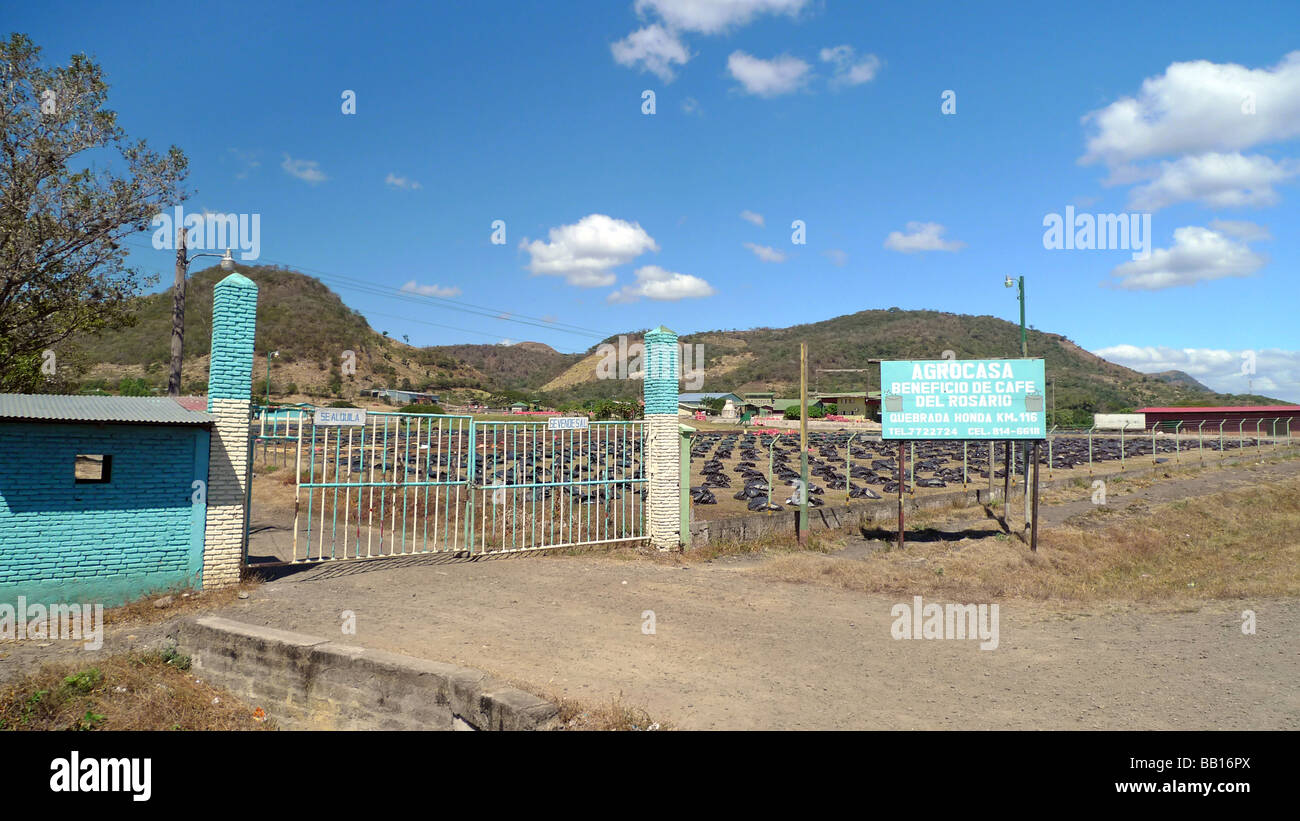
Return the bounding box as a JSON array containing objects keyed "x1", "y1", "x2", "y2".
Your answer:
[
  {"x1": 688, "y1": 447, "x2": 1300, "y2": 545},
  {"x1": 177, "y1": 616, "x2": 559, "y2": 730}
]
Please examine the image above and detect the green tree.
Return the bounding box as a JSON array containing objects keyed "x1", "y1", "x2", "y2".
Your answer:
[
  {"x1": 117, "y1": 376, "x2": 151, "y2": 396},
  {"x1": 0, "y1": 34, "x2": 189, "y2": 392}
]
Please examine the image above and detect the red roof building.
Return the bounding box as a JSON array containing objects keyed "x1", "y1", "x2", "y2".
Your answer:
[{"x1": 1136, "y1": 405, "x2": 1300, "y2": 434}]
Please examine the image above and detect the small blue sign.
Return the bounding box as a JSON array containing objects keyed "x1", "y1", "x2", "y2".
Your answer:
[{"x1": 880, "y1": 359, "x2": 1046, "y2": 440}]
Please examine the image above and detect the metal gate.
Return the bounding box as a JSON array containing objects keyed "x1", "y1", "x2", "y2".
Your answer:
[
  {"x1": 249, "y1": 408, "x2": 646, "y2": 565},
  {"x1": 472, "y1": 420, "x2": 646, "y2": 554}
]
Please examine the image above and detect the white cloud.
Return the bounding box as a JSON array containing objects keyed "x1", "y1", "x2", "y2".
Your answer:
[
  {"x1": 1081, "y1": 51, "x2": 1300, "y2": 167},
  {"x1": 1127, "y1": 152, "x2": 1299, "y2": 210},
  {"x1": 682, "y1": 96, "x2": 701, "y2": 114},
  {"x1": 385, "y1": 173, "x2": 423, "y2": 190},
  {"x1": 281, "y1": 155, "x2": 327, "y2": 184},
  {"x1": 740, "y1": 209, "x2": 765, "y2": 227},
  {"x1": 823, "y1": 248, "x2": 848, "y2": 266},
  {"x1": 1092, "y1": 344, "x2": 1300, "y2": 403},
  {"x1": 819, "y1": 45, "x2": 881, "y2": 87},
  {"x1": 634, "y1": 0, "x2": 809, "y2": 34},
  {"x1": 1208, "y1": 218, "x2": 1272, "y2": 242},
  {"x1": 228, "y1": 148, "x2": 260, "y2": 180},
  {"x1": 520, "y1": 214, "x2": 659, "y2": 287},
  {"x1": 608, "y1": 265, "x2": 716, "y2": 302},
  {"x1": 400, "y1": 280, "x2": 462, "y2": 298},
  {"x1": 498, "y1": 338, "x2": 516, "y2": 346},
  {"x1": 884, "y1": 222, "x2": 966, "y2": 253},
  {"x1": 611, "y1": 24, "x2": 691, "y2": 82},
  {"x1": 743, "y1": 242, "x2": 786, "y2": 262},
  {"x1": 1108, "y1": 225, "x2": 1267, "y2": 290},
  {"x1": 727, "y1": 51, "x2": 811, "y2": 97}
]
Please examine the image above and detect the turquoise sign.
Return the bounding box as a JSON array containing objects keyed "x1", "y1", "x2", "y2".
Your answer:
[{"x1": 880, "y1": 359, "x2": 1046, "y2": 440}]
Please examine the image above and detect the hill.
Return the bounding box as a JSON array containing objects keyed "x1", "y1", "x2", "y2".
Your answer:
[
  {"x1": 62, "y1": 265, "x2": 485, "y2": 397},
  {"x1": 540, "y1": 309, "x2": 1282, "y2": 425},
  {"x1": 62, "y1": 267, "x2": 1281, "y2": 423},
  {"x1": 427, "y1": 341, "x2": 582, "y2": 392},
  {"x1": 1151, "y1": 370, "x2": 1213, "y2": 392}
]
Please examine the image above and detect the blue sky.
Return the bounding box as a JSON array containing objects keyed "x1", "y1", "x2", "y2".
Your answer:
[{"x1": 12, "y1": 0, "x2": 1300, "y2": 400}]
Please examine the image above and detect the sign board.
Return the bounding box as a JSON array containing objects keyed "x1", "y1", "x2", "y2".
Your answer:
[
  {"x1": 313, "y1": 408, "x2": 367, "y2": 426},
  {"x1": 547, "y1": 416, "x2": 590, "y2": 431},
  {"x1": 880, "y1": 359, "x2": 1046, "y2": 440},
  {"x1": 1093, "y1": 413, "x2": 1145, "y2": 431}
]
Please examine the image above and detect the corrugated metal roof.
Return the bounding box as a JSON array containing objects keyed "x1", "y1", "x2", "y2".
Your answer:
[
  {"x1": 0, "y1": 394, "x2": 214, "y2": 425},
  {"x1": 1137, "y1": 406, "x2": 1300, "y2": 413},
  {"x1": 678, "y1": 392, "x2": 743, "y2": 403}
]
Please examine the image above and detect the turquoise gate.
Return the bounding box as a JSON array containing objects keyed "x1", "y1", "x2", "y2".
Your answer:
[
  {"x1": 472, "y1": 419, "x2": 647, "y2": 555},
  {"x1": 249, "y1": 408, "x2": 646, "y2": 564}
]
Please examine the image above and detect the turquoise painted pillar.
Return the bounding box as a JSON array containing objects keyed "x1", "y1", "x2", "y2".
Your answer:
[
  {"x1": 643, "y1": 326, "x2": 680, "y2": 550},
  {"x1": 203, "y1": 273, "x2": 258, "y2": 587}
]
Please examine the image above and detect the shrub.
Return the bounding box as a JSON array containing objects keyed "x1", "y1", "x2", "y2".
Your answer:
[{"x1": 397, "y1": 403, "x2": 446, "y2": 414}]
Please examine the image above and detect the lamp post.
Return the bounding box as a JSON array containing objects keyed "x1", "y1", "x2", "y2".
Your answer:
[
  {"x1": 1004, "y1": 275, "x2": 1026, "y2": 357},
  {"x1": 168, "y1": 231, "x2": 235, "y2": 396},
  {"x1": 265, "y1": 350, "x2": 279, "y2": 405}
]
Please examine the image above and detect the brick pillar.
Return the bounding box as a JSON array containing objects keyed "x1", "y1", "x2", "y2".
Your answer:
[
  {"x1": 202, "y1": 273, "x2": 258, "y2": 588},
  {"x1": 643, "y1": 326, "x2": 680, "y2": 551}
]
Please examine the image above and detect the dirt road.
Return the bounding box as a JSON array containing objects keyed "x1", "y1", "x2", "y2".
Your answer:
[{"x1": 214, "y1": 548, "x2": 1297, "y2": 729}]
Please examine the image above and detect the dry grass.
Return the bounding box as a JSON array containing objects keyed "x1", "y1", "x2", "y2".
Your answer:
[
  {"x1": 0, "y1": 650, "x2": 273, "y2": 731},
  {"x1": 551, "y1": 691, "x2": 668, "y2": 731},
  {"x1": 752, "y1": 476, "x2": 1300, "y2": 605},
  {"x1": 103, "y1": 579, "x2": 262, "y2": 630}
]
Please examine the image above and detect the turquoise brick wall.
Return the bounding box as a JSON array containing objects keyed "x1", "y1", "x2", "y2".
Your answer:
[
  {"x1": 0, "y1": 423, "x2": 209, "y2": 607},
  {"x1": 207, "y1": 272, "x2": 259, "y2": 404},
  {"x1": 644, "y1": 326, "x2": 679, "y2": 415}
]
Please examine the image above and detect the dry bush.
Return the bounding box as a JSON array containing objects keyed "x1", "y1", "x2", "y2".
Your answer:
[{"x1": 0, "y1": 651, "x2": 273, "y2": 731}]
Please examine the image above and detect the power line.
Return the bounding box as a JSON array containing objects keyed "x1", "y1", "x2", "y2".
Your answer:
[{"x1": 122, "y1": 239, "x2": 612, "y2": 340}]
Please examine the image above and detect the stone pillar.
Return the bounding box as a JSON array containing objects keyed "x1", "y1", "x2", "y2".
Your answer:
[
  {"x1": 202, "y1": 273, "x2": 258, "y2": 588},
  {"x1": 643, "y1": 326, "x2": 680, "y2": 550}
]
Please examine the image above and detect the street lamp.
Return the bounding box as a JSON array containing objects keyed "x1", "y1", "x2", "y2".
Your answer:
[
  {"x1": 1004, "y1": 275, "x2": 1027, "y2": 358},
  {"x1": 168, "y1": 239, "x2": 236, "y2": 396}
]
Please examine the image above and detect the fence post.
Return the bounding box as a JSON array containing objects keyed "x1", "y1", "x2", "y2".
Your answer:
[
  {"x1": 848, "y1": 432, "x2": 859, "y2": 501},
  {"x1": 680, "y1": 429, "x2": 693, "y2": 548},
  {"x1": 768, "y1": 435, "x2": 782, "y2": 514},
  {"x1": 203, "y1": 273, "x2": 259, "y2": 589},
  {"x1": 643, "y1": 326, "x2": 680, "y2": 550},
  {"x1": 1047, "y1": 427, "x2": 1055, "y2": 480}
]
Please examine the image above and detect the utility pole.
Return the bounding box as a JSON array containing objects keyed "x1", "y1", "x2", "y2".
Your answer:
[
  {"x1": 167, "y1": 230, "x2": 235, "y2": 396},
  {"x1": 167, "y1": 229, "x2": 188, "y2": 396},
  {"x1": 799, "y1": 342, "x2": 808, "y2": 544}
]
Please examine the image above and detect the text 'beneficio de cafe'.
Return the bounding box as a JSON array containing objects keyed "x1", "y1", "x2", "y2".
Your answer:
[{"x1": 881, "y1": 359, "x2": 1047, "y2": 440}]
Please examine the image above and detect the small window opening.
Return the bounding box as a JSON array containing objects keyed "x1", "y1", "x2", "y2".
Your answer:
[{"x1": 75, "y1": 454, "x2": 112, "y2": 483}]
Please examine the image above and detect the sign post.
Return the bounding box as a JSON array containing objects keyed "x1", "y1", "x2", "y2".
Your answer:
[{"x1": 881, "y1": 358, "x2": 1047, "y2": 549}]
